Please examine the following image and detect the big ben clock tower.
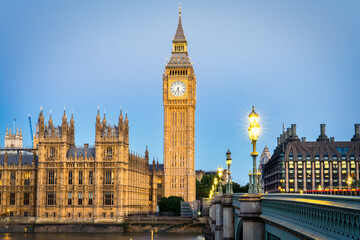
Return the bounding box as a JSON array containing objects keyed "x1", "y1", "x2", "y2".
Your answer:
[{"x1": 163, "y1": 5, "x2": 196, "y2": 202}]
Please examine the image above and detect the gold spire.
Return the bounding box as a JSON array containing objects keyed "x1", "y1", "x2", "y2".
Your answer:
[{"x1": 179, "y1": 3, "x2": 182, "y2": 16}]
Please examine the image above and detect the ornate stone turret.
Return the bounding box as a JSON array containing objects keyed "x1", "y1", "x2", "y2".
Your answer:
[
  {"x1": 145, "y1": 146, "x2": 149, "y2": 161},
  {"x1": 69, "y1": 113, "x2": 75, "y2": 146},
  {"x1": 48, "y1": 111, "x2": 54, "y2": 128},
  {"x1": 38, "y1": 110, "x2": 45, "y2": 137},
  {"x1": 124, "y1": 113, "x2": 129, "y2": 144},
  {"x1": 102, "y1": 113, "x2": 107, "y2": 128}
]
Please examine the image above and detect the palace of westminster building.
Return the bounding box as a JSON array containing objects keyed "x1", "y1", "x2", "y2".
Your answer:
[{"x1": 0, "y1": 8, "x2": 196, "y2": 222}]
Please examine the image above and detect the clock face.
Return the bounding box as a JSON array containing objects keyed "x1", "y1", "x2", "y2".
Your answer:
[{"x1": 170, "y1": 81, "x2": 186, "y2": 97}]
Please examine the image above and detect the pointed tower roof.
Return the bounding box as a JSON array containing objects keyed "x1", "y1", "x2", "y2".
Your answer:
[
  {"x1": 166, "y1": 4, "x2": 192, "y2": 68},
  {"x1": 173, "y1": 4, "x2": 186, "y2": 42}
]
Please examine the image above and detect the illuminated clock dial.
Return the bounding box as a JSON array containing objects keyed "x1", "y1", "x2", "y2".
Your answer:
[{"x1": 170, "y1": 81, "x2": 186, "y2": 97}]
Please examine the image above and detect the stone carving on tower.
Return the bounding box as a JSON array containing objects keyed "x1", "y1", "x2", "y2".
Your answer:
[{"x1": 163, "y1": 5, "x2": 196, "y2": 202}]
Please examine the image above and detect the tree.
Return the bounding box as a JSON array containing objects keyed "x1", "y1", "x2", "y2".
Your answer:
[
  {"x1": 196, "y1": 174, "x2": 216, "y2": 200},
  {"x1": 158, "y1": 196, "x2": 184, "y2": 213}
]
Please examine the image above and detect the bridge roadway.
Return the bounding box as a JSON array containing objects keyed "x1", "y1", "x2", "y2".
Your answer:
[{"x1": 208, "y1": 193, "x2": 360, "y2": 240}]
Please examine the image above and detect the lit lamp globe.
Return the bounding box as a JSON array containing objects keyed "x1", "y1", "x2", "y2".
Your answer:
[
  {"x1": 248, "y1": 106, "x2": 260, "y2": 146},
  {"x1": 217, "y1": 166, "x2": 223, "y2": 179}
]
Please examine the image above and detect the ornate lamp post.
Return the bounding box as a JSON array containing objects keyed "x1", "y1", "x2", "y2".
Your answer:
[
  {"x1": 226, "y1": 149, "x2": 233, "y2": 194},
  {"x1": 248, "y1": 106, "x2": 261, "y2": 193},
  {"x1": 217, "y1": 166, "x2": 223, "y2": 195}
]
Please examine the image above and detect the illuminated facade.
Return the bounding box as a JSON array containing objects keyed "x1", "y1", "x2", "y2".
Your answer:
[
  {"x1": 264, "y1": 124, "x2": 360, "y2": 193},
  {"x1": 0, "y1": 110, "x2": 164, "y2": 222},
  {"x1": 163, "y1": 7, "x2": 196, "y2": 202}
]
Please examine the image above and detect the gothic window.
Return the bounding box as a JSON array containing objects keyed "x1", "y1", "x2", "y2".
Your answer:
[
  {"x1": 24, "y1": 171, "x2": 30, "y2": 186},
  {"x1": 0, "y1": 192, "x2": 1, "y2": 205},
  {"x1": 23, "y1": 193, "x2": 30, "y2": 205},
  {"x1": 106, "y1": 147, "x2": 113, "y2": 159},
  {"x1": 10, "y1": 171, "x2": 16, "y2": 185},
  {"x1": 47, "y1": 192, "x2": 56, "y2": 205},
  {"x1": 89, "y1": 171, "x2": 94, "y2": 185},
  {"x1": 68, "y1": 192, "x2": 72, "y2": 205},
  {"x1": 48, "y1": 170, "x2": 56, "y2": 185},
  {"x1": 0, "y1": 171, "x2": 2, "y2": 185},
  {"x1": 68, "y1": 171, "x2": 73, "y2": 185},
  {"x1": 105, "y1": 169, "x2": 114, "y2": 185},
  {"x1": 104, "y1": 192, "x2": 114, "y2": 205},
  {"x1": 49, "y1": 147, "x2": 56, "y2": 159},
  {"x1": 10, "y1": 192, "x2": 15, "y2": 205},
  {"x1": 88, "y1": 192, "x2": 93, "y2": 205},
  {"x1": 78, "y1": 171, "x2": 83, "y2": 185},
  {"x1": 78, "y1": 192, "x2": 82, "y2": 205}
]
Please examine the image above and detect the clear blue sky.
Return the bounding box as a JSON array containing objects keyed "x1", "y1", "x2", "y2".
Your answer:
[{"x1": 0, "y1": 0, "x2": 359, "y2": 184}]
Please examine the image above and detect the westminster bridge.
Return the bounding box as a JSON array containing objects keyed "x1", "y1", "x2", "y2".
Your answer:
[{"x1": 208, "y1": 193, "x2": 360, "y2": 240}]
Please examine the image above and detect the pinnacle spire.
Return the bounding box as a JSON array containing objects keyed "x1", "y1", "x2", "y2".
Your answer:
[{"x1": 173, "y1": 3, "x2": 186, "y2": 42}]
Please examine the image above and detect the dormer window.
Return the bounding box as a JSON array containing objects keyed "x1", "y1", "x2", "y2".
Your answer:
[{"x1": 106, "y1": 147, "x2": 112, "y2": 159}]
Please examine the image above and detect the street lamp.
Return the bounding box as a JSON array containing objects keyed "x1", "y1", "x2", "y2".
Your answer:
[
  {"x1": 214, "y1": 177, "x2": 218, "y2": 195},
  {"x1": 217, "y1": 166, "x2": 223, "y2": 195},
  {"x1": 248, "y1": 106, "x2": 261, "y2": 193},
  {"x1": 347, "y1": 177, "x2": 353, "y2": 190},
  {"x1": 226, "y1": 149, "x2": 233, "y2": 194}
]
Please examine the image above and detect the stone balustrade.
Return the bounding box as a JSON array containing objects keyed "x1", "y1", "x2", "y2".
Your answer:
[{"x1": 208, "y1": 193, "x2": 360, "y2": 240}]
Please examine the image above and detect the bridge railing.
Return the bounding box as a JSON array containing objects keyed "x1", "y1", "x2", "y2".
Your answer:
[{"x1": 261, "y1": 194, "x2": 360, "y2": 240}]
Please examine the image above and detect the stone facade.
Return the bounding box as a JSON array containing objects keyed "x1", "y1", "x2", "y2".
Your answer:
[
  {"x1": 5, "y1": 128, "x2": 23, "y2": 149},
  {"x1": 0, "y1": 110, "x2": 164, "y2": 222},
  {"x1": 163, "y1": 8, "x2": 196, "y2": 202}
]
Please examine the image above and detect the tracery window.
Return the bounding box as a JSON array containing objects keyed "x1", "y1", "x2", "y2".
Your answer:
[
  {"x1": 24, "y1": 193, "x2": 30, "y2": 205},
  {"x1": 68, "y1": 171, "x2": 73, "y2": 185},
  {"x1": 48, "y1": 170, "x2": 56, "y2": 185},
  {"x1": 47, "y1": 192, "x2": 56, "y2": 205},
  {"x1": 104, "y1": 192, "x2": 114, "y2": 205},
  {"x1": 24, "y1": 171, "x2": 30, "y2": 186},
  {"x1": 106, "y1": 147, "x2": 113, "y2": 158},
  {"x1": 49, "y1": 147, "x2": 56, "y2": 158}
]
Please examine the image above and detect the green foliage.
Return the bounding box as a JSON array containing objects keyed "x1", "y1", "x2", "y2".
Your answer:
[
  {"x1": 158, "y1": 196, "x2": 184, "y2": 213},
  {"x1": 196, "y1": 174, "x2": 216, "y2": 200}
]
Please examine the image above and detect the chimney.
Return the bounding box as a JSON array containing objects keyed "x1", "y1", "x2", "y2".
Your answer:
[
  {"x1": 351, "y1": 123, "x2": 360, "y2": 142},
  {"x1": 301, "y1": 137, "x2": 306, "y2": 142},
  {"x1": 277, "y1": 137, "x2": 280, "y2": 145},
  {"x1": 288, "y1": 124, "x2": 300, "y2": 142},
  {"x1": 317, "y1": 124, "x2": 329, "y2": 142},
  {"x1": 330, "y1": 137, "x2": 335, "y2": 142},
  {"x1": 287, "y1": 128, "x2": 292, "y2": 138},
  {"x1": 84, "y1": 143, "x2": 89, "y2": 149}
]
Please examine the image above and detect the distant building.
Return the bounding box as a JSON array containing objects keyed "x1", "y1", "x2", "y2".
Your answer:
[
  {"x1": 258, "y1": 146, "x2": 271, "y2": 192},
  {"x1": 5, "y1": 127, "x2": 23, "y2": 149},
  {"x1": 263, "y1": 123, "x2": 360, "y2": 193}
]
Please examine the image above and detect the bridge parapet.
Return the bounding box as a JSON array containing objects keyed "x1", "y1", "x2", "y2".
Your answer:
[{"x1": 261, "y1": 194, "x2": 360, "y2": 240}]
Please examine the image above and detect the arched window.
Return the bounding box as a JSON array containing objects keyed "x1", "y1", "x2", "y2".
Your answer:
[
  {"x1": 49, "y1": 148, "x2": 55, "y2": 158},
  {"x1": 106, "y1": 147, "x2": 112, "y2": 158}
]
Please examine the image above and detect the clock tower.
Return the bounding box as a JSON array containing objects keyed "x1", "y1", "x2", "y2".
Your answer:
[{"x1": 163, "y1": 6, "x2": 196, "y2": 202}]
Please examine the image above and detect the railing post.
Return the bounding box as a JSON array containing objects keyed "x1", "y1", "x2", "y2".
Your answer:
[
  {"x1": 222, "y1": 194, "x2": 234, "y2": 240},
  {"x1": 239, "y1": 193, "x2": 264, "y2": 240},
  {"x1": 209, "y1": 200, "x2": 216, "y2": 238},
  {"x1": 214, "y1": 195, "x2": 223, "y2": 240}
]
